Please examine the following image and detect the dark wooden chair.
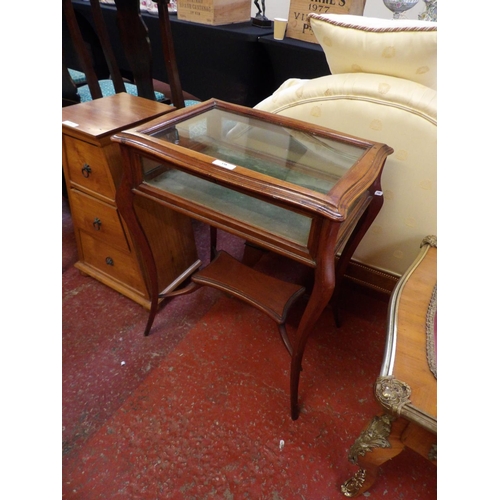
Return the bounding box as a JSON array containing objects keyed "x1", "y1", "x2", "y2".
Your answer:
[{"x1": 62, "y1": 0, "x2": 199, "y2": 108}]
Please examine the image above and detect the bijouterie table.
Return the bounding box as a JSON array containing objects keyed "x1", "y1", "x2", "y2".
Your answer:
[{"x1": 113, "y1": 98, "x2": 393, "y2": 419}]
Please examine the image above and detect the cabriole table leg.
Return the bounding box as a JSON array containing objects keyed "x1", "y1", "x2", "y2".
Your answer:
[{"x1": 341, "y1": 413, "x2": 408, "y2": 497}]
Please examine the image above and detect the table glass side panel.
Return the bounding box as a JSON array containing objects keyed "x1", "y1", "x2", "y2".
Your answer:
[
  {"x1": 148, "y1": 109, "x2": 367, "y2": 195},
  {"x1": 142, "y1": 159, "x2": 312, "y2": 247}
]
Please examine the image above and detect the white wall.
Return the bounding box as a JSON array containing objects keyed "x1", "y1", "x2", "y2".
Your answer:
[{"x1": 251, "y1": 0, "x2": 427, "y2": 22}]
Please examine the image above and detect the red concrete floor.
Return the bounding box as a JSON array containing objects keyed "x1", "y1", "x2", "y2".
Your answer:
[{"x1": 62, "y1": 196, "x2": 437, "y2": 499}]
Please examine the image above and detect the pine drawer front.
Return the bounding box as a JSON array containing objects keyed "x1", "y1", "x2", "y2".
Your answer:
[
  {"x1": 64, "y1": 136, "x2": 115, "y2": 201},
  {"x1": 79, "y1": 231, "x2": 147, "y2": 296},
  {"x1": 70, "y1": 189, "x2": 130, "y2": 253}
]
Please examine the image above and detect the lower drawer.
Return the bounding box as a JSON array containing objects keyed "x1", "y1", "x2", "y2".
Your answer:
[{"x1": 79, "y1": 231, "x2": 148, "y2": 297}]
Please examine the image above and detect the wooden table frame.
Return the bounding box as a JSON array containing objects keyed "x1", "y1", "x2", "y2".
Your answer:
[
  {"x1": 113, "y1": 99, "x2": 393, "y2": 419},
  {"x1": 341, "y1": 236, "x2": 437, "y2": 496}
]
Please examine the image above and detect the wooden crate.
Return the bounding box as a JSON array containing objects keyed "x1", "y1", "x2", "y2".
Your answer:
[
  {"x1": 287, "y1": 0, "x2": 366, "y2": 43},
  {"x1": 177, "y1": 0, "x2": 251, "y2": 25}
]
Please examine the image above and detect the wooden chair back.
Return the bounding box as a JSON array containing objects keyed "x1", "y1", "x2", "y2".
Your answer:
[
  {"x1": 63, "y1": 0, "x2": 189, "y2": 108},
  {"x1": 63, "y1": 0, "x2": 126, "y2": 100}
]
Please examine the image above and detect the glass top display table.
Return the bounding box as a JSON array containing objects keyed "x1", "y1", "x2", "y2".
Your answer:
[{"x1": 113, "y1": 99, "x2": 393, "y2": 419}]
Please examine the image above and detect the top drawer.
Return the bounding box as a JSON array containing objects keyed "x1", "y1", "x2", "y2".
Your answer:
[{"x1": 63, "y1": 136, "x2": 115, "y2": 200}]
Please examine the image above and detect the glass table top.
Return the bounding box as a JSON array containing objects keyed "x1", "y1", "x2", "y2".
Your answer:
[{"x1": 146, "y1": 108, "x2": 368, "y2": 196}]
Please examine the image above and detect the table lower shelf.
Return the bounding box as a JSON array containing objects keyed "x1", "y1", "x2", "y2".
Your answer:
[{"x1": 192, "y1": 251, "x2": 305, "y2": 326}]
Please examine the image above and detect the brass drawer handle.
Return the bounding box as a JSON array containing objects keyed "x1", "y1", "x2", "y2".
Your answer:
[
  {"x1": 81, "y1": 163, "x2": 92, "y2": 178},
  {"x1": 93, "y1": 217, "x2": 102, "y2": 231},
  {"x1": 105, "y1": 257, "x2": 114, "y2": 266}
]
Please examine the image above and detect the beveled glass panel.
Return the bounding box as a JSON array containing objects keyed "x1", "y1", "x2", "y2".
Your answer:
[
  {"x1": 142, "y1": 159, "x2": 312, "y2": 246},
  {"x1": 148, "y1": 109, "x2": 366, "y2": 195}
]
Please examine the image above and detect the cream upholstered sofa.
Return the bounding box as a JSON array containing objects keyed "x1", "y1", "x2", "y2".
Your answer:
[{"x1": 255, "y1": 14, "x2": 437, "y2": 279}]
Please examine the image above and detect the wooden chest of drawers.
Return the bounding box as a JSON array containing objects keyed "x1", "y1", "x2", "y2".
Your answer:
[{"x1": 62, "y1": 93, "x2": 200, "y2": 309}]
